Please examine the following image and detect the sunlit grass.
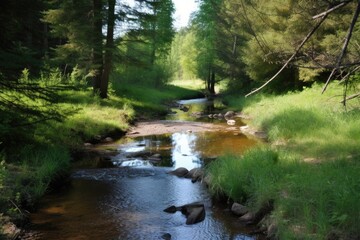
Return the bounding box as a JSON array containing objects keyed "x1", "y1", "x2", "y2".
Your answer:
[
  {"x1": 227, "y1": 82, "x2": 360, "y2": 159},
  {"x1": 207, "y1": 81, "x2": 360, "y2": 239},
  {"x1": 170, "y1": 78, "x2": 204, "y2": 90},
  {"x1": 112, "y1": 80, "x2": 203, "y2": 117},
  {"x1": 207, "y1": 148, "x2": 360, "y2": 239}
]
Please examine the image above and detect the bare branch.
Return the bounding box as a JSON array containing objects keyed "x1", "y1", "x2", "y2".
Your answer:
[
  {"x1": 322, "y1": 0, "x2": 360, "y2": 94},
  {"x1": 312, "y1": 1, "x2": 352, "y2": 19},
  {"x1": 340, "y1": 91, "x2": 360, "y2": 103},
  {"x1": 245, "y1": 15, "x2": 328, "y2": 97},
  {"x1": 338, "y1": 65, "x2": 360, "y2": 83}
]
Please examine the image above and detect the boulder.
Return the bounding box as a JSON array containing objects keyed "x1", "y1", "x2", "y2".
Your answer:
[
  {"x1": 168, "y1": 167, "x2": 189, "y2": 177},
  {"x1": 231, "y1": 202, "x2": 248, "y2": 216}
]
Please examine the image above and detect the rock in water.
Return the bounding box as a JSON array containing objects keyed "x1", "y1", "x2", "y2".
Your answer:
[
  {"x1": 161, "y1": 233, "x2": 172, "y2": 240},
  {"x1": 185, "y1": 206, "x2": 205, "y2": 225},
  {"x1": 168, "y1": 167, "x2": 189, "y2": 177},
  {"x1": 231, "y1": 202, "x2": 248, "y2": 216},
  {"x1": 224, "y1": 111, "x2": 235, "y2": 119},
  {"x1": 163, "y1": 205, "x2": 179, "y2": 213},
  {"x1": 163, "y1": 202, "x2": 206, "y2": 225}
]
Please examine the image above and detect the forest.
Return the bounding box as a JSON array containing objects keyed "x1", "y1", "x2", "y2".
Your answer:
[{"x1": 1, "y1": 0, "x2": 360, "y2": 239}]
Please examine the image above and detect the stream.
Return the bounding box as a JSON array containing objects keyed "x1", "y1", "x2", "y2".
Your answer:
[{"x1": 29, "y1": 98, "x2": 263, "y2": 240}]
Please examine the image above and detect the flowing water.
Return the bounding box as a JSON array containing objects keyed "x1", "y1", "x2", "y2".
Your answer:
[{"x1": 29, "y1": 98, "x2": 263, "y2": 240}]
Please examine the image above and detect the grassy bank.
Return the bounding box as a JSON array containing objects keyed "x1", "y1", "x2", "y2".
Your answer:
[
  {"x1": 112, "y1": 77, "x2": 204, "y2": 118},
  {"x1": 1, "y1": 79, "x2": 203, "y2": 236},
  {"x1": 207, "y1": 82, "x2": 360, "y2": 239},
  {"x1": 0, "y1": 89, "x2": 135, "y2": 227}
]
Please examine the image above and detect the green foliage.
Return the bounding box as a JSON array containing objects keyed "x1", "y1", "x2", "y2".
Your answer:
[
  {"x1": 34, "y1": 89, "x2": 135, "y2": 148},
  {"x1": 170, "y1": 29, "x2": 199, "y2": 80},
  {"x1": 240, "y1": 82, "x2": 360, "y2": 158},
  {"x1": 0, "y1": 146, "x2": 70, "y2": 219},
  {"x1": 210, "y1": 81, "x2": 360, "y2": 239},
  {"x1": 207, "y1": 147, "x2": 281, "y2": 207},
  {"x1": 207, "y1": 148, "x2": 360, "y2": 239},
  {"x1": 114, "y1": 63, "x2": 172, "y2": 88}
]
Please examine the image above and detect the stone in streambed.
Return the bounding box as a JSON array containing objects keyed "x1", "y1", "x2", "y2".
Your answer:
[
  {"x1": 185, "y1": 168, "x2": 204, "y2": 183},
  {"x1": 163, "y1": 205, "x2": 180, "y2": 213},
  {"x1": 231, "y1": 202, "x2": 248, "y2": 216},
  {"x1": 161, "y1": 233, "x2": 172, "y2": 240},
  {"x1": 163, "y1": 202, "x2": 206, "y2": 225},
  {"x1": 168, "y1": 167, "x2": 189, "y2": 177}
]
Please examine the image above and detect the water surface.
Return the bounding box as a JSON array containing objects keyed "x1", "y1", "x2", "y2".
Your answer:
[{"x1": 29, "y1": 98, "x2": 263, "y2": 240}]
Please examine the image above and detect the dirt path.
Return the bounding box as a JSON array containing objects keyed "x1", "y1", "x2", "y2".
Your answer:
[{"x1": 126, "y1": 120, "x2": 228, "y2": 137}]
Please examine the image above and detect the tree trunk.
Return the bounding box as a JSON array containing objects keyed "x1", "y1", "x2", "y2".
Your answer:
[
  {"x1": 92, "y1": 0, "x2": 103, "y2": 94},
  {"x1": 209, "y1": 71, "x2": 215, "y2": 95},
  {"x1": 100, "y1": 0, "x2": 116, "y2": 98}
]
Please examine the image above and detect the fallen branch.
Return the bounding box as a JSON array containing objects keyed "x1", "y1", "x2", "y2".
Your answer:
[
  {"x1": 322, "y1": 0, "x2": 360, "y2": 94},
  {"x1": 245, "y1": 14, "x2": 328, "y2": 97},
  {"x1": 338, "y1": 65, "x2": 360, "y2": 84},
  {"x1": 340, "y1": 91, "x2": 360, "y2": 104},
  {"x1": 312, "y1": 1, "x2": 352, "y2": 19}
]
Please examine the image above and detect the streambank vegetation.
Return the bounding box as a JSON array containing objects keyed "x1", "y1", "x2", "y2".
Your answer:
[
  {"x1": 2, "y1": 0, "x2": 360, "y2": 239},
  {"x1": 207, "y1": 82, "x2": 360, "y2": 239}
]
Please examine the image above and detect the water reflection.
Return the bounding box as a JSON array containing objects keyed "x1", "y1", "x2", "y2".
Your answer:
[
  {"x1": 167, "y1": 98, "x2": 226, "y2": 122},
  {"x1": 31, "y1": 168, "x2": 259, "y2": 240},
  {"x1": 29, "y1": 97, "x2": 263, "y2": 240},
  {"x1": 171, "y1": 132, "x2": 201, "y2": 169},
  {"x1": 112, "y1": 130, "x2": 258, "y2": 169}
]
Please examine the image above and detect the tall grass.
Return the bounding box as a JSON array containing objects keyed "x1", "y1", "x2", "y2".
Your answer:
[
  {"x1": 228, "y1": 82, "x2": 360, "y2": 159},
  {"x1": 207, "y1": 82, "x2": 360, "y2": 239},
  {"x1": 207, "y1": 148, "x2": 360, "y2": 239}
]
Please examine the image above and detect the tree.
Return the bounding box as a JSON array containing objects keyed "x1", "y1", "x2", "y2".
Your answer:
[
  {"x1": 92, "y1": 0, "x2": 104, "y2": 94},
  {"x1": 44, "y1": 0, "x2": 118, "y2": 98},
  {"x1": 193, "y1": 0, "x2": 222, "y2": 95},
  {"x1": 0, "y1": 0, "x2": 48, "y2": 79},
  {"x1": 100, "y1": 0, "x2": 116, "y2": 98}
]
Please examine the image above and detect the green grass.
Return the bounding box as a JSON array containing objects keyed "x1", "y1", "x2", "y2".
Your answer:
[
  {"x1": 207, "y1": 148, "x2": 360, "y2": 239},
  {"x1": 225, "y1": 82, "x2": 360, "y2": 159},
  {"x1": 33, "y1": 89, "x2": 135, "y2": 148},
  {"x1": 207, "y1": 82, "x2": 360, "y2": 239},
  {"x1": 1, "y1": 73, "x2": 205, "y2": 233},
  {"x1": 170, "y1": 78, "x2": 205, "y2": 90},
  {"x1": 0, "y1": 146, "x2": 70, "y2": 221},
  {"x1": 112, "y1": 80, "x2": 203, "y2": 117}
]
